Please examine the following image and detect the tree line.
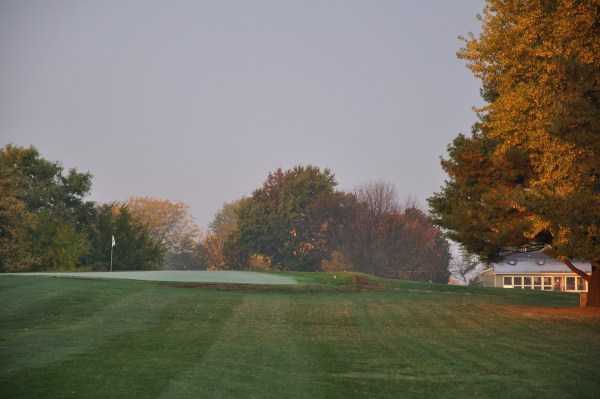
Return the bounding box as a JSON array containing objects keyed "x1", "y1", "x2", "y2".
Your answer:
[
  {"x1": 0, "y1": 146, "x2": 449, "y2": 282},
  {"x1": 205, "y1": 166, "x2": 450, "y2": 282},
  {"x1": 0, "y1": 145, "x2": 201, "y2": 272}
]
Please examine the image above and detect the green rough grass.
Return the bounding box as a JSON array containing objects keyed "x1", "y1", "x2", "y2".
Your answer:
[{"x1": 1, "y1": 274, "x2": 599, "y2": 399}]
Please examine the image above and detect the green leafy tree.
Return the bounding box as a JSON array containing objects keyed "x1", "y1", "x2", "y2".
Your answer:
[
  {"x1": 112, "y1": 207, "x2": 164, "y2": 270},
  {"x1": 209, "y1": 199, "x2": 249, "y2": 239},
  {"x1": 231, "y1": 166, "x2": 339, "y2": 271},
  {"x1": 205, "y1": 198, "x2": 250, "y2": 269},
  {"x1": 29, "y1": 212, "x2": 90, "y2": 271},
  {"x1": 429, "y1": 0, "x2": 600, "y2": 305},
  {"x1": 1, "y1": 145, "x2": 92, "y2": 221},
  {"x1": 0, "y1": 145, "x2": 93, "y2": 271},
  {"x1": 86, "y1": 204, "x2": 165, "y2": 270}
]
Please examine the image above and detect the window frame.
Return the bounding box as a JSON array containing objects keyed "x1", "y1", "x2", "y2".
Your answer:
[
  {"x1": 513, "y1": 276, "x2": 523, "y2": 288},
  {"x1": 566, "y1": 276, "x2": 576, "y2": 291},
  {"x1": 500, "y1": 274, "x2": 588, "y2": 292}
]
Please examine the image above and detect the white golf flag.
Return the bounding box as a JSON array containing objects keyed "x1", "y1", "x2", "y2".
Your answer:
[{"x1": 112, "y1": 235, "x2": 116, "y2": 247}]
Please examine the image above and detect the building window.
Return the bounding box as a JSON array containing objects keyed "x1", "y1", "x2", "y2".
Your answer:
[
  {"x1": 553, "y1": 277, "x2": 562, "y2": 291},
  {"x1": 566, "y1": 277, "x2": 576, "y2": 291},
  {"x1": 564, "y1": 276, "x2": 587, "y2": 291},
  {"x1": 514, "y1": 276, "x2": 523, "y2": 288},
  {"x1": 543, "y1": 277, "x2": 551, "y2": 285},
  {"x1": 543, "y1": 277, "x2": 552, "y2": 290},
  {"x1": 502, "y1": 275, "x2": 587, "y2": 292}
]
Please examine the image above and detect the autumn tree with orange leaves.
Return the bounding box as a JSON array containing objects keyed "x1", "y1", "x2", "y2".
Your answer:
[
  {"x1": 429, "y1": 0, "x2": 600, "y2": 305},
  {"x1": 125, "y1": 197, "x2": 206, "y2": 269}
]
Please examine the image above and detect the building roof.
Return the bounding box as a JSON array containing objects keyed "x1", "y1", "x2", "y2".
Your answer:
[{"x1": 491, "y1": 251, "x2": 591, "y2": 274}]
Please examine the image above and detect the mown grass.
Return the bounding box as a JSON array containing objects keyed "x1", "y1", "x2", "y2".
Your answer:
[{"x1": 1, "y1": 274, "x2": 599, "y2": 398}]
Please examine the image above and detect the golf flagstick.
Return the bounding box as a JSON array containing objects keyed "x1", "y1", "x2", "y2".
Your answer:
[{"x1": 110, "y1": 235, "x2": 116, "y2": 272}]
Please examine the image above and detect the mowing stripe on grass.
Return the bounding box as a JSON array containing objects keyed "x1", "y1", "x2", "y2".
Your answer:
[{"x1": 157, "y1": 294, "x2": 318, "y2": 399}]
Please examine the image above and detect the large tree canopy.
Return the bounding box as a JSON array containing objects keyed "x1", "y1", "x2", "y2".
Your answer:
[{"x1": 429, "y1": 0, "x2": 600, "y2": 305}]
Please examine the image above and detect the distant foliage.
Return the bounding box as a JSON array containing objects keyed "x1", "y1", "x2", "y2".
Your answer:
[
  {"x1": 125, "y1": 197, "x2": 200, "y2": 253},
  {"x1": 204, "y1": 198, "x2": 250, "y2": 270},
  {"x1": 337, "y1": 183, "x2": 450, "y2": 283},
  {"x1": 124, "y1": 197, "x2": 206, "y2": 269}
]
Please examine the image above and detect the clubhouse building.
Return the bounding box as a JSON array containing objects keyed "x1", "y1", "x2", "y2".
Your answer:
[{"x1": 479, "y1": 251, "x2": 590, "y2": 292}]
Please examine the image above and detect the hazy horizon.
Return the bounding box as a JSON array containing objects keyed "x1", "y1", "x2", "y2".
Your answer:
[{"x1": 1, "y1": 0, "x2": 484, "y2": 229}]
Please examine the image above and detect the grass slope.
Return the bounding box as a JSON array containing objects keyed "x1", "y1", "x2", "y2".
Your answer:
[{"x1": 1, "y1": 274, "x2": 599, "y2": 399}]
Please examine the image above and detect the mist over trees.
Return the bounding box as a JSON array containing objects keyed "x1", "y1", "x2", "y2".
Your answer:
[{"x1": 448, "y1": 245, "x2": 482, "y2": 286}]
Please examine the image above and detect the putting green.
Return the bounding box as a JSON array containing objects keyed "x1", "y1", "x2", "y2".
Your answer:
[{"x1": 5, "y1": 271, "x2": 298, "y2": 285}]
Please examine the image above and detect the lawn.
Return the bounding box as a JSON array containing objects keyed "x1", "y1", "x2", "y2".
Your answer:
[{"x1": 1, "y1": 273, "x2": 599, "y2": 398}]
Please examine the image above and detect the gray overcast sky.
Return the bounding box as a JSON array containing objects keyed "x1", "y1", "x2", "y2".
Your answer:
[{"x1": 1, "y1": 0, "x2": 484, "y2": 228}]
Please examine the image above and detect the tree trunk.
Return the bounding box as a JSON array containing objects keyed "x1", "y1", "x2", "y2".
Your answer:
[
  {"x1": 561, "y1": 258, "x2": 599, "y2": 308},
  {"x1": 588, "y1": 262, "x2": 600, "y2": 308}
]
